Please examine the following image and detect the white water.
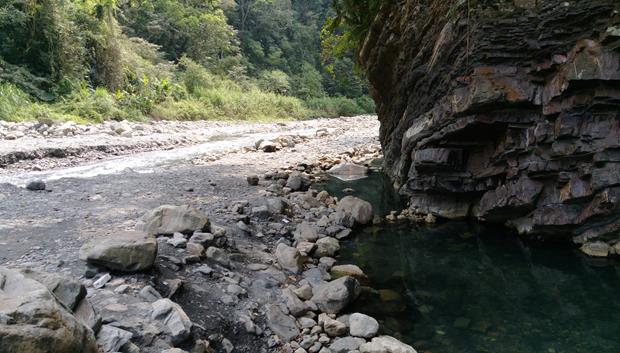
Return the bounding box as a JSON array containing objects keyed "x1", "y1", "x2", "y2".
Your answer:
[{"x1": 0, "y1": 128, "x2": 318, "y2": 187}]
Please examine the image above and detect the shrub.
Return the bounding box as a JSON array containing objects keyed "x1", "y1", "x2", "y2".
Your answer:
[
  {"x1": 257, "y1": 70, "x2": 291, "y2": 95},
  {"x1": 0, "y1": 83, "x2": 31, "y2": 121},
  {"x1": 304, "y1": 95, "x2": 374, "y2": 118}
]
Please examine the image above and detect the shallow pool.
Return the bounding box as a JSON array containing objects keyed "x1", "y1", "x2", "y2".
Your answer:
[{"x1": 319, "y1": 173, "x2": 620, "y2": 353}]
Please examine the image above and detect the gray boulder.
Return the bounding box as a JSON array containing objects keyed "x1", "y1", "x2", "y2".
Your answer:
[
  {"x1": 311, "y1": 276, "x2": 360, "y2": 314},
  {"x1": 96, "y1": 325, "x2": 133, "y2": 353},
  {"x1": 313, "y1": 237, "x2": 340, "y2": 258},
  {"x1": 295, "y1": 222, "x2": 320, "y2": 243},
  {"x1": 337, "y1": 196, "x2": 373, "y2": 225},
  {"x1": 151, "y1": 299, "x2": 193, "y2": 344},
  {"x1": 265, "y1": 304, "x2": 300, "y2": 342},
  {"x1": 329, "y1": 336, "x2": 366, "y2": 353},
  {"x1": 141, "y1": 205, "x2": 210, "y2": 235},
  {"x1": 79, "y1": 231, "x2": 157, "y2": 272},
  {"x1": 18, "y1": 269, "x2": 85, "y2": 310},
  {"x1": 0, "y1": 267, "x2": 98, "y2": 353},
  {"x1": 276, "y1": 243, "x2": 304, "y2": 273},
  {"x1": 349, "y1": 313, "x2": 379, "y2": 338}
]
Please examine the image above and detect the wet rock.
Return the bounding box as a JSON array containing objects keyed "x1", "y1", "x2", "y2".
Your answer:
[
  {"x1": 276, "y1": 243, "x2": 304, "y2": 273},
  {"x1": 311, "y1": 276, "x2": 361, "y2": 314},
  {"x1": 359, "y1": 336, "x2": 416, "y2": 353},
  {"x1": 26, "y1": 180, "x2": 46, "y2": 191},
  {"x1": 96, "y1": 325, "x2": 133, "y2": 353},
  {"x1": 328, "y1": 162, "x2": 369, "y2": 178},
  {"x1": 337, "y1": 196, "x2": 373, "y2": 225},
  {"x1": 266, "y1": 304, "x2": 300, "y2": 342},
  {"x1": 330, "y1": 265, "x2": 368, "y2": 283},
  {"x1": 141, "y1": 205, "x2": 210, "y2": 235},
  {"x1": 151, "y1": 299, "x2": 193, "y2": 344},
  {"x1": 313, "y1": 237, "x2": 340, "y2": 258},
  {"x1": 329, "y1": 337, "x2": 365, "y2": 353},
  {"x1": 580, "y1": 241, "x2": 610, "y2": 257},
  {"x1": 79, "y1": 231, "x2": 157, "y2": 272},
  {"x1": 349, "y1": 313, "x2": 379, "y2": 338},
  {"x1": 0, "y1": 267, "x2": 98, "y2": 353}
]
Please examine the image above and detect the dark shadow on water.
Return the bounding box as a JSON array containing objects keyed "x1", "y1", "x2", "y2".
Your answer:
[{"x1": 320, "y1": 172, "x2": 620, "y2": 353}]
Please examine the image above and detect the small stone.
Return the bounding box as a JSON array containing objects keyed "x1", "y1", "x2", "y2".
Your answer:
[
  {"x1": 26, "y1": 180, "x2": 46, "y2": 191},
  {"x1": 314, "y1": 237, "x2": 340, "y2": 258},
  {"x1": 93, "y1": 273, "x2": 111, "y2": 289},
  {"x1": 247, "y1": 175, "x2": 260, "y2": 186},
  {"x1": 311, "y1": 276, "x2": 360, "y2": 314}
]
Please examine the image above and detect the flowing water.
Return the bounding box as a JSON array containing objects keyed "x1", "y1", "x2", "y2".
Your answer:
[
  {"x1": 0, "y1": 128, "x2": 318, "y2": 186},
  {"x1": 317, "y1": 172, "x2": 620, "y2": 353}
]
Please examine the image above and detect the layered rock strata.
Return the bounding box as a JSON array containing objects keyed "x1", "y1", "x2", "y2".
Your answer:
[{"x1": 361, "y1": 0, "x2": 620, "y2": 242}]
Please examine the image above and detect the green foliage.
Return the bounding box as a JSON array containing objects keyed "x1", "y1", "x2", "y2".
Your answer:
[
  {"x1": 0, "y1": 0, "x2": 375, "y2": 123},
  {"x1": 322, "y1": 0, "x2": 382, "y2": 60},
  {"x1": 305, "y1": 95, "x2": 375, "y2": 119},
  {"x1": 257, "y1": 70, "x2": 291, "y2": 95},
  {"x1": 292, "y1": 63, "x2": 326, "y2": 99}
]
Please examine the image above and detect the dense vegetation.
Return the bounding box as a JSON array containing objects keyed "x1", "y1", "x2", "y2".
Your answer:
[{"x1": 0, "y1": 0, "x2": 374, "y2": 123}]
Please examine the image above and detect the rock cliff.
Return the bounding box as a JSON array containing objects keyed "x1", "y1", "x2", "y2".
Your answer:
[{"x1": 360, "y1": 0, "x2": 620, "y2": 243}]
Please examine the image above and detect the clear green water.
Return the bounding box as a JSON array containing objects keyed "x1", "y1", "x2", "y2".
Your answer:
[{"x1": 317, "y1": 173, "x2": 620, "y2": 353}]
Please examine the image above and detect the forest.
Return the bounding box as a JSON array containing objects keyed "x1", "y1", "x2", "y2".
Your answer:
[{"x1": 0, "y1": 0, "x2": 375, "y2": 123}]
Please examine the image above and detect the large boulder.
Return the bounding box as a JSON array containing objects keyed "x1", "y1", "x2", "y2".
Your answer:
[
  {"x1": 79, "y1": 231, "x2": 157, "y2": 272},
  {"x1": 328, "y1": 162, "x2": 369, "y2": 181},
  {"x1": 265, "y1": 304, "x2": 300, "y2": 342},
  {"x1": 151, "y1": 299, "x2": 193, "y2": 344},
  {"x1": 18, "y1": 269, "x2": 86, "y2": 310},
  {"x1": 275, "y1": 243, "x2": 304, "y2": 273},
  {"x1": 0, "y1": 267, "x2": 98, "y2": 353},
  {"x1": 141, "y1": 205, "x2": 210, "y2": 235},
  {"x1": 349, "y1": 313, "x2": 379, "y2": 338},
  {"x1": 337, "y1": 196, "x2": 373, "y2": 225},
  {"x1": 311, "y1": 276, "x2": 361, "y2": 314}
]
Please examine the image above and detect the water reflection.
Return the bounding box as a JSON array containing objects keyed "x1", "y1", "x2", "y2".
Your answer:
[
  {"x1": 318, "y1": 171, "x2": 620, "y2": 352},
  {"x1": 340, "y1": 222, "x2": 620, "y2": 353}
]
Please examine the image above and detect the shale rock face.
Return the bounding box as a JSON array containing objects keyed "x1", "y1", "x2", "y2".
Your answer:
[{"x1": 361, "y1": 0, "x2": 620, "y2": 242}]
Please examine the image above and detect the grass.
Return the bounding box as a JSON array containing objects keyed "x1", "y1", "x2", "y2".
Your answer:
[{"x1": 0, "y1": 82, "x2": 375, "y2": 124}]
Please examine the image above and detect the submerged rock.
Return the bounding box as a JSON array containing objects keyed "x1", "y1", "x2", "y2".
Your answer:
[
  {"x1": 337, "y1": 196, "x2": 373, "y2": 225},
  {"x1": 580, "y1": 241, "x2": 610, "y2": 257},
  {"x1": 79, "y1": 231, "x2": 157, "y2": 272},
  {"x1": 359, "y1": 335, "x2": 417, "y2": 353},
  {"x1": 311, "y1": 276, "x2": 360, "y2": 314}
]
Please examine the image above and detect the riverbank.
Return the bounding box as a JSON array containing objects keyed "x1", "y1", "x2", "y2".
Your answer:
[
  {"x1": 0, "y1": 116, "x2": 375, "y2": 174},
  {"x1": 1, "y1": 115, "x2": 420, "y2": 353}
]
